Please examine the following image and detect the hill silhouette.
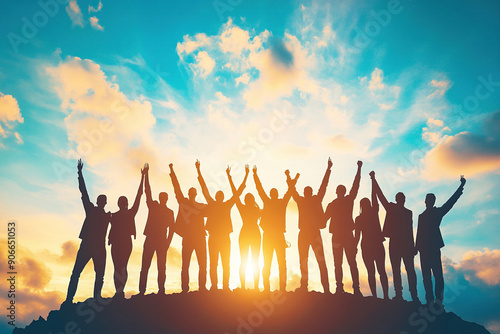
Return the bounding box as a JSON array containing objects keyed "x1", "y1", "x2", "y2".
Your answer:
[{"x1": 14, "y1": 291, "x2": 490, "y2": 334}]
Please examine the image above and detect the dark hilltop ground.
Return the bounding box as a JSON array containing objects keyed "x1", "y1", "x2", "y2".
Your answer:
[{"x1": 14, "y1": 290, "x2": 490, "y2": 334}]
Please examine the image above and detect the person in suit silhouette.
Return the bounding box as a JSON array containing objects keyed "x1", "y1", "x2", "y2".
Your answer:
[
  {"x1": 354, "y1": 171, "x2": 388, "y2": 299},
  {"x1": 372, "y1": 173, "x2": 418, "y2": 302},
  {"x1": 169, "y1": 163, "x2": 208, "y2": 293},
  {"x1": 64, "y1": 159, "x2": 111, "y2": 305},
  {"x1": 108, "y1": 164, "x2": 146, "y2": 299},
  {"x1": 288, "y1": 158, "x2": 332, "y2": 293},
  {"x1": 254, "y1": 166, "x2": 298, "y2": 292},
  {"x1": 324, "y1": 160, "x2": 362, "y2": 296},
  {"x1": 416, "y1": 176, "x2": 466, "y2": 305},
  {"x1": 196, "y1": 160, "x2": 241, "y2": 291},
  {"x1": 138, "y1": 164, "x2": 175, "y2": 295},
  {"x1": 227, "y1": 165, "x2": 262, "y2": 290}
]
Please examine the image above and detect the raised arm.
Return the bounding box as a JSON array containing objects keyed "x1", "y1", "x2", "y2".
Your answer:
[
  {"x1": 169, "y1": 163, "x2": 186, "y2": 202},
  {"x1": 283, "y1": 170, "x2": 300, "y2": 204},
  {"x1": 77, "y1": 159, "x2": 92, "y2": 210},
  {"x1": 348, "y1": 160, "x2": 362, "y2": 199},
  {"x1": 440, "y1": 176, "x2": 466, "y2": 217},
  {"x1": 144, "y1": 163, "x2": 153, "y2": 206},
  {"x1": 317, "y1": 157, "x2": 333, "y2": 201},
  {"x1": 285, "y1": 169, "x2": 301, "y2": 203},
  {"x1": 369, "y1": 171, "x2": 379, "y2": 213},
  {"x1": 372, "y1": 172, "x2": 389, "y2": 210},
  {"x1": 253, "y1": 166, "x2": 270, "y2": 203},
  {"x1": 196, "y1": 160, "x2": 214, "y2": 203},
  {"x1": 226, "y1": 165, "x2": 245, "y2": 207},
  {"x1": 130, "y1": 164, "x2": 146, "y2": 216}
]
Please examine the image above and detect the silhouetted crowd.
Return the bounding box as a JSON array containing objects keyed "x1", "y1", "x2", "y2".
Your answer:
[{"x1": 63, "y1": 158, "x2": 466, "y2": 307}]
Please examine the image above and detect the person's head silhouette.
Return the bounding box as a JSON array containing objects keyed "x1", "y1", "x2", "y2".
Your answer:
[
  {"x1": 336, "y1": 185, "x2": 346, "y2": 198},
  {"x1": 425, "y1": 193, "x2": 436, "y2": 208},
  {"x1": 188, "y1": 187, "x2": 197, "y2": 201},
  {"x1": 304, "y1": 186, "x2": 313, "y2": 198},
  {"x1": 159, "y1": 192, "x2": 168, "y2": 205},
  {"x1": 395, "y1": 192, "x2": 405, "y2": 206},
  {"x1": 270, "y1": 188, "x2": 279, "y2": 199},
  {"x1": 245, "y1": 193, "x2": 256, "y2": 206},
  {"x1": 359, "y1": 197, "x2": 371, "y2": 214},
  {"x1": 215, "y1": 190, "x2": 225, "y2": 202},
  {"x1": 96, "y1": 194, "x2": 107, "y2": 209},
  {"x1": 118, "y1": 196, "x2": 128, "y2": 210}
]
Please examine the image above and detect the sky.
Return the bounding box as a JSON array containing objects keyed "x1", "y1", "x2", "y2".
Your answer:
[{"x1": 0, "y1": 0, "x2": 500, "y2": 332}]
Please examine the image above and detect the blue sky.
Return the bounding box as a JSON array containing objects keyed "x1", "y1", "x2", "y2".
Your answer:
[{"x1": 0, "y1": 0, "x2": 500, "y2": 332}]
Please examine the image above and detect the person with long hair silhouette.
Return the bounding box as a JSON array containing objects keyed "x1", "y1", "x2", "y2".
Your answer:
[
  {"x1": 416, "y1": 176, "x2": 466, "y2": 305},
  {"x1": 372, "y1": 173, "x2": 419, "y2": 302},
  {"x1": 227, "y1": 165, "x2": 262, "y2": 290},
  {"x1": 63, "y1": 159, "x2": 111, "y2": 305},
  {"x1": 287, "y1": 158, "x2": 332, "y2": 293},
  {"x1": 354, "y1": 171, "x2": 389, "y2": 299},
  {"x1": 324, "y1": 160, "x2": 362, "y2": 296},
  {"x1": 196, "y1": 160, "x2": 241, "y2": 291},
  {"x1": 254, "y1": 165, "x2": 298, "y2": 292},
  {"x1": 169, "y1": 163, "x2": 208, "y2": 293},
  {"x1": 108, "y1": 164, "x2": 146, "y2": 299},
  {"x1": 138, "y1": 163, "x2": 175, "y2": 295}
]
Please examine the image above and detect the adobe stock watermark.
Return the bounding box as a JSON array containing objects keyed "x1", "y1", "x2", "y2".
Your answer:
[
  {"x1": 213, "y1": 0, "x2": 243, "y2": 22},
  {"x1": 350, "y1": 0, "x2": 412, "y2": 55},
  {"x1": 399, "y1": 276, "x2": 468, "y2": 334},
  {"x1": 7, "y1": 0, "x2": 70, "y2": 55},
  {"x1": 223, "y1": 291, "x2": 286, "y2": 334},
  {"x1": 204, "y1": 107, "x2": 296, "y2": 194},
  {"x1": 51, "y1": 97, "x2": 134, "y2": 182},
  {"x1": 449, "y1": 74, "x2": 500, "y2": 121}
]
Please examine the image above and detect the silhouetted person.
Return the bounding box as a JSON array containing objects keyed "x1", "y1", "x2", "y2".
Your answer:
[
  {"x1": 372, "y1": 173, "x2": 418, "y2": 302},
  {"x1": 227, "y1": 165, "x2": 261, "y2": 290},
  {"x1": 416, "y1": 176, "x2": 466, "y2": 305},
  {"x1": 196, "y1": 160, "x2": 241, "y2": 291},
  {"x1": 354, "y1": 171, "x2": 388, "y2": 299},
  {"x1": 138, "y1": 164, "x2": 175, "y2": 295},
  {"x1": 169, "y1": 163, "x2": 208, "y2": 293},
  {"x1": 108, "y1": 164, "x2": 146, "y2": 299},
  {"x1": 64, "y1": 159, "x2": 111, "y2": 305},
  {"x1": 254, "y1": 166, "x2": 298, "y2": 292},
  {"x1": 288, "y1": 158, "x2": 332, "y2": 293},
  {"x1": 324, "y1": 160, "x2": 362, "y2": 296}
]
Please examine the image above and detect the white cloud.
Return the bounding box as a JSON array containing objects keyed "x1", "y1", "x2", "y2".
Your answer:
[
  {"x1": 46, "y1": 56, "x2": 157, "y2": 182},
  {"x1": 66, "y1": 1, "x2": 84, "y2": 27},
  {"x1": 427, "y1": 78, "x2": 451, "y2": 99},
  {"x1": 176, "y1": 33, "x2": 211, "y2": 58},
  {"x1": 235, "y1": 73, "x2": 250, "y2": 86},
  {"x1": 88, "y1": 1, "x2": 103, "y2": 13},
  {"x1": 193, "y1": 51, "x2": 215, "y2": 77},
  {"x1": 368, "y1": 68, "x2": 384, "y2": 91},
  {"x1": 0, "y1": 93, "x2": 24, "y2": 145},
  {"x1": 89, "y1": 16, "x2": 104, "y2": 31}
]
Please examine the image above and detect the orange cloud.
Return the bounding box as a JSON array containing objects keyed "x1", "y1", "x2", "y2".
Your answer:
[
  {"x1": 422, "y1": 111, "x2": 500, "y2": 180},
  {"x1": 459, "y1": 248, "x2": 500, "y2": 286}
]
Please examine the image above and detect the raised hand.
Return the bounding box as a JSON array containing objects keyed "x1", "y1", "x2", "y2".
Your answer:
[
  {"x1": 142, "y1": 163, "x2": 149, "y2": 175},
  {"x1": 253, "y1": 165, "x2": 257, "y2": 174},
  {"x1": 195, "y1": 159, "x2": 201, "y2": 170},
  {"x1": 245, "y1": 164, "x2": 250, "y2": 175},
  {"x1": 169, "y1": 163, "x2": 173, "y2": 172},
  {"x1": 369, "y1": 171, "x2": 375, "y2": 179},
  {"x1": 327, "y1": 157, "x2": 333, "y2": 169},
  {"x1": 226, "y1": 165, "x2": 231, "y2": 175},
  {"x1": 77, "y1": 158, "x2": 83, "y2": 171},
  {"x1": 357, "y1": 160, "x2": 363, "y2": 168},
  {"x1": 460, "y1": 175, "x2": 466, "y2": 186}
]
